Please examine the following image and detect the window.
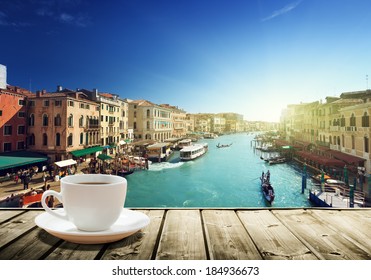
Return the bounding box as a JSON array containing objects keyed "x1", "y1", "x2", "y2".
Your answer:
[
  {"x1": 56, "y1": 133, "x2": 61, "y2": 146},
  {"x1": 28, "y1": 100, "x2": 35, "y2": 106},
  {"x1": 29, "y1": 114, "x2": 35, "y2": 126},
  {"x1": 4, "y1": 143, "x2": 11, "y2": 152},
  {"x1": 80, "y1": 103, "x2": 85, "y2": 109},
  {"x1": 17, "y1": 141, "x2": 25, "y2": 150},
  {"x1": 350, "y1": 113, "x2": 356, "y2": 126},
  {"x1": 68, "y1": 114, "x2": 73, "y2": 127},
  {"x1": 134, "y1": 111, "x2": 137, "y2": 118},
  {"x1": 43, "y1": 100, "x2": 49, "y2": 107},
  {"x1": 18, "y1": 111, "x2": 25, "y2": 118},
  {"x1": 147, "y1": 109, "x2": 150, "y2": 118},
  {"x1": 68, "y1": 101, "x2": 74, "y2": 107},
  {"x1": 4, "y1": 125, "x2": 12, "y2": 135},
  {"x1": 42, "y1": 114, "x2": 48, "y2": 126},
  {"x1": 43, "y1": 133, "x2": 48, "y2": 146},
  {"x1": 86, "y1": 104, "x2": 90, "y2": 109},
  {"x1": 134, "y1": 122, "x2": 137, "y2": 129},
  {"x1": 55, "y1": 100, "x2": 62, "y2": 106},
  {"x1": 68, "y1": 133, "x2": 73, "y2": 146},
  {"x1": 147, "y1": 121, "x2": 150, "y2": 129},
  {"x1": 18, "y1": 125, "x2": 25, "y2": 135},
  {"x1": 79, "y1": 115, "x2": 84, "y2": 127},
  {"x1": 55, "y1": 114, "x2": 62, "y2": 126},
  {"x1": 29, "y1": 134, "x2": 35, "y2": 146},
  {"x1": 80, "y1": 133, "x2": 84, "y2": 144},
  {"x1": 362, "y1": 112, "x2": 370, "y2": 127},
  {"x1": 365, "y1": 137, "x2": 369, "y2": 153},
  {"x1": 352, "y1": 135, "x2": 355, "y2": 149},
  {"x1": 0, "y1": 110, "x2": 2, "y2": 116},
  {"x1": 18, "y1": 99, "x2": 25, "y2": 106}
]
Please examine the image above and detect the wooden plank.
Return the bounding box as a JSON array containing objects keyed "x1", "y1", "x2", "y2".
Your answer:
[
  {"x1": 102, "y1": 210, "x2": 165, "y2": 260},
  {"x1": 45, "y1": 242, "x2": 104, "y2": 260},
  {"x1": 0, "y1": 227, "x2": 61, "y2": 260},
  {"x1": 202, "y1": 210, "x2": 262, "y2": 260},
  {"x1": 0, "y1": 210, "x2": 24, "y2": 223},
  {"x1": 273, "y1": 209, "x2": 371, "y2": 260},
  {"x1": 156, "y1": 210, "x2": 207, "y2": 260},
  {"x1": 308, "y1": 209, "x2": 371, "y2": 255},
  {"x1": 237, "y1": 210, "x2": 317, "y2": 260},
  {"x1": 0, "y1": 211, "x2": 40, "y2": 249}
]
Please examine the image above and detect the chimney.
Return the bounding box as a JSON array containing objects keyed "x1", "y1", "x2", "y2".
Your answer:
[
  {"x1": 57, "y1": 85, "x2": 62, "y2": 92},
  {"x1": 0, "y1": 64, "x2": 7, "y2": 89}
]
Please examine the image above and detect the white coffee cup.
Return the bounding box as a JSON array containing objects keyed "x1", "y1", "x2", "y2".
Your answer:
[{"x1": 41, "y1": 174, "x2": 127, "y2": 231}]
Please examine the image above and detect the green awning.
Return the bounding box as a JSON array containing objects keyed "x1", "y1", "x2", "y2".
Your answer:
[
  {"x1": 0, "y1": 151, "x2": 48, "y2": 170},
  {"x1": 71, "y1": 146, "x2": 103, "y2": 157},
  {"x1": 97, "y1": 154, "x2": 113, "y2": 161}
]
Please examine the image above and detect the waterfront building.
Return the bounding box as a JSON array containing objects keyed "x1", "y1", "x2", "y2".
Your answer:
[
  {"x1": 118, "y1": 98, "x2": 132, "y2": 145},
  {"x1": 185, "y1": 114, "x2": 195, "y2": 133},
  {"x1": 218, "y1": 113, "x2": 244, "y2": 133},
  {"x1": 210, "y1": 115, "x2": 226, "y2": 134},
  {"x1": 94, "y1": 92, "x2": 121, "y2": 153},
  {"x1": 160, "y1": 104, "x2": 187, "y2": 138},
  {"x1": 0, "y1": 85, "x2": 30, "y2": 153},
  {"x1": 27, "y1": 87, "x2": 100, "y2": 162},
  {"x1": 128, "y1": 100, "x2": 172, "y2": 142},
  {"x1": 193, "y1": 113, "x2": 212, "y2": 132}
]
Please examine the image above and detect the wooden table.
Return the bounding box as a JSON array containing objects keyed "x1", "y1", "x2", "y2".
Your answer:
[{"x1": 1, "y1": 208, "x2": 370, "y2": 260}]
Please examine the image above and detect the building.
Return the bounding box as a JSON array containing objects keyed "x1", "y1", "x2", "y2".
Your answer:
[
  {"x1": 128, "y1": 100, "x2": 172, "y2": 142},
  {"x1": 160, "y1": 104, "x2": 187, "y2": 138},
  {"x1": 0, "y1": 85, "x2": 30, "y2": 153},
  {"x1": 27, "y1": 87, "x2": 100, "y2": 162}
]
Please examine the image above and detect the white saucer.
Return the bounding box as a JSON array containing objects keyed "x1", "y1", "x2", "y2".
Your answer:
[{"x1": 35, "y1": 209, "x2": 150, "y2": 244}]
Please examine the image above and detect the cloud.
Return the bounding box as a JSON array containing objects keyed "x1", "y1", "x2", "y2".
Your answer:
[
  {"x1": 59, "y1": 12, "x2": 91, "y2": 27},
  {"x1": 36, "y1": 1, "x2": 91, "y2": 27},
  {"x1": 0, "y1": 10, "x2": 30, "y2": 27},
  {"x1": 261, "y1": 0, "x2": 302, "y2": 22}
]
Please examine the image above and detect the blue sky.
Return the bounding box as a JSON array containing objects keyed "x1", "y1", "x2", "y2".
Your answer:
[{"x1": 1, "y1": 0, "x2": 371, "y2": 122}]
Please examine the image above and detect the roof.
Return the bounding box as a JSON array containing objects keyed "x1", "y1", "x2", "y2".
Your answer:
[
  {"x1": 0, "y1": 151, "x2": 48, "y2": 170},
  {"x1": 147, "y1": 143, "x2": 169, "y2": 149},
  {"x1": 326, "y1": 150, "x2": 365, "y2": 164},
  {"x1": 97, "y1": 154, "x2": 113, "y2": 161},
  {"x1": 55, "y1": 159, "x2": 77, "y2": 167}
]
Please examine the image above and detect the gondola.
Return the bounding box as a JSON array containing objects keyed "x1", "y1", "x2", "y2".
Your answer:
[
  {"x1": 260, "y1": 171, "x2": 275, "y2": 204},
  {"x1": 117, "y1": 169, "x2": 135, "y2": 177},
  {"x1": 216, "y1": 143, "x2": 233, "y2": 148}
]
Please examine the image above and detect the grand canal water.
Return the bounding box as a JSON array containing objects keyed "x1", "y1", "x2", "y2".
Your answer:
[{"x1": 125, "y1": 133, "x2": 317, "y2": 208}]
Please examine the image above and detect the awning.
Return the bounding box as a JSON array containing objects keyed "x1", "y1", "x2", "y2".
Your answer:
[
  {"x1": 97, "y1": 154, "x2": 113, "y2": 161},
  {"x1": 0, "y1": 151, "x2": 48, "y2": 170},
  {"x1": 326, "y1": 150, "x2": 365, "y2": 165},
  {"x1": 70, "y1": 146, "x2": 103, "y2": 157},
  {"x1": 55, "y1": 159, "x2": 77, "y2": 168}
]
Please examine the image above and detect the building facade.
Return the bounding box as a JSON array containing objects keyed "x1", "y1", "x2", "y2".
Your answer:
[
  {"x1": 128, "y1": 100, "x2": 173, "y2": 142},
  {"x1": 27, "y1": 88, "x2": 100, "y2": 162},
  {"x1": 0, "y1": 86, "x2": 30, "y2": 153}
]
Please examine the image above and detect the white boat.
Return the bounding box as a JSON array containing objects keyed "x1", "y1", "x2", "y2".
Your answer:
[
  {"x1": 180, "y1": 143, "x2": 208, "y2": 161},
  {"x1": 178, "y1": 139, "x2": 192, "y2": 149}
]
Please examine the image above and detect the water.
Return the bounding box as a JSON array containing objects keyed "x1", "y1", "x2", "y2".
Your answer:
[{"x1": 125, "y1": 133, "x2": 316, "y2": 208}]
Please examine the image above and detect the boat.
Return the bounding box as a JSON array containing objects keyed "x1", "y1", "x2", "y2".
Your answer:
[
  {"x1": 260, "y1": 171, "x2": 275, "y2": 204},
  {"x1": 203, "y1": 133, "x2": 218, "y2": 139},
  {"x1": 177, "y1": 139, "x2": 192, "y2": 150},
  {"x1": 146, "y1": 142, "x2": 173, "y2": 162},
  {"x1": 268, "y1": 157, "x2": 286, "y2": 165},
  {"x1": 180, "y1": 143, "x2": 208, "y2": 161},
  {"x1": 216, "y1": 143, "x2": 232, "y2": 148},
  {"x1": 117, "y1": 169, "x2": 134, "y2": 177}
]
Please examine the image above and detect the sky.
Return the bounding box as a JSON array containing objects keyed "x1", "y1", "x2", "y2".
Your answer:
[{"x1": 1, "y1": 0, "x2": 371, "y2": 122}]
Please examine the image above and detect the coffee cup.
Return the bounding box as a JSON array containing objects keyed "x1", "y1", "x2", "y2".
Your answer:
[{"x1": 41, "y1": 174, "x2": 127, "y2": 231}]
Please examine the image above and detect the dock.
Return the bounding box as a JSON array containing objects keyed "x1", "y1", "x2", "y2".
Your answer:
[{"x1": 1, "y1": 208, "x2": 370, "y2": 260}]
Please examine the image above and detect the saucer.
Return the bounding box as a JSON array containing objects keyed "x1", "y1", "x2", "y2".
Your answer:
[{"x1": 35, "y1": 209, "x2": 150, "y2": 244}]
